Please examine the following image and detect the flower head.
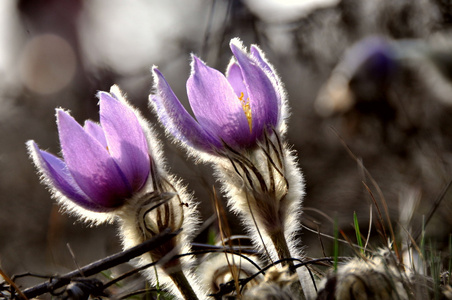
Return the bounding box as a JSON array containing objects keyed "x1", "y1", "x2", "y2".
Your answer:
[
  {"x1": 340, "y1": 36, "x2": 397, "y2": 80},
  {"x1": 150, "y1": 38, "x2": 286, "y2": 155},
  {"x1": 27, "y1": 85, "x2": 151, "y2": 216},
  {"x1": 316, "y1": 36, "x2": 398, "y2": 117}
]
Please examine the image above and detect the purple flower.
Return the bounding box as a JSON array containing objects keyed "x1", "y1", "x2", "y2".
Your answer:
[
  {"x1": 150, "y1": 38, "x2": 284, "y2": 154},
  {"x1": 27, "y1": 87, "x2": 150, "y2": 212},
  {"x1": 340, "y1": 36, "x2": 397, "y2": 81}
]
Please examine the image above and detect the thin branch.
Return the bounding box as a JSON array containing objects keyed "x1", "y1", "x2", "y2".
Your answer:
[
  {"x1": 0, "y1": 268, "x2": 27, "y2": 300},
  {"x1": 362, "y1": 181, "x2": 388, "y2": 241},
  {"x1": 21, "y1": 229, "x2": 181, "y2": 299},
  {"x1": 413, "y1": 177, "x2": 452, "y2": 241}
]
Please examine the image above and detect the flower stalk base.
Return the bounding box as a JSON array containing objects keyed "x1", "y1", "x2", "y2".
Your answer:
[
  {"x1": 270, "y1": 230, "x2": 307, "y2": 300},
  {"x1": 168, "y1": 269, "x2": 199, "y2": 300}
]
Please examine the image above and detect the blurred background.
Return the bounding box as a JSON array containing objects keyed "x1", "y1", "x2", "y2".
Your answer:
[{"x1": 1, "y1": 0, "x2": 452, "y2": 293}]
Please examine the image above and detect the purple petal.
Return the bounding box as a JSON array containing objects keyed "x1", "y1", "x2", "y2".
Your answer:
[
  {"x1": 57, "y1": 109, "x2": 131, "y2": 208},
  {"x1": 151, "y1": 67, "x2": 221, "y2": 152},
  {"x1": 250, "y1": 45, "x2": 284, "y2": 125},
  {"x1": 98, "y1": 92, "x2": 149, "y2": 191},
  {"x1": 227, "y1": 62, "x2": 249, "y2": 100},
  {"x1": 345, "y1": 37, "x2": 397, "y2": 79},
  {"x1": 187, "y1": 56, "x2": 252, "y2": 147},
  {"x1": 27, "y1": 141, "x2": 108, "y2": 212},
  {"x1": 230, "y1": 42, "x2": 279, "y2": 139},
  {"x1": 250, "y1": 45, "x2": 277, "y2": 83},
  {"x1": 84, "y1": 120, "x2": 107, "y2": 148},
  {"x1": 108, "y1": 88, "x2": 121, "y2": 100}
]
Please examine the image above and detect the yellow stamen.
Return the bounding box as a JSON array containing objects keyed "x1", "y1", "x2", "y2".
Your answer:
[{"x1": 238, "y1": 92, "x2": 252, "y2": 132}]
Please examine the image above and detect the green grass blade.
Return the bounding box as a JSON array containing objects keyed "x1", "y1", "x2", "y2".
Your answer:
[{"x1": 353, "y1": 211, "x2": 364, "y2": 254}]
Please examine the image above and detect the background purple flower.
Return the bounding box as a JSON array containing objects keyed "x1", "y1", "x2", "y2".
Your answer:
[{"x1": 27, "y1": 87, "x2": 150, "y2": 213}]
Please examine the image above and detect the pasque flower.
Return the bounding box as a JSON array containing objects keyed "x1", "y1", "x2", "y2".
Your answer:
[
  {"x1": 27, "y1": 86, "x2": 150, "y2": 216},
  {"x1": 151, "y1": 38, "x2": 314, "y2": 298},
  {"x1": 28, "y1": 86, "x2": 202, "y2": 299},
  {"x1": 315, "y1": 36, "x2": 398, "y2": 117},
  {"x1": 150, "y1": 38, "x2": 286, "y2": 155}
]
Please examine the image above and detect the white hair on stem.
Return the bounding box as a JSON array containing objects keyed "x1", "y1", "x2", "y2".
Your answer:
[{"x1": 211, "y1": 130, "x2": 316, "y2": 298}]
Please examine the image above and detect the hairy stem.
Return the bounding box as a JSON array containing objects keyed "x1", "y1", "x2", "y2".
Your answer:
[
  {"x1": 168, "y1": 269, "x2": 199, "y2": 300},
  {"x1": 270, "y1": 230, "x2": 307, "y2": 300}
]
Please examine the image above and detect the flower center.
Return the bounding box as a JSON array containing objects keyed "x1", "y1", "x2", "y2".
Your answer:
[{"x1": 238, "y1": 92, "x2": 252, "y2": 132}]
